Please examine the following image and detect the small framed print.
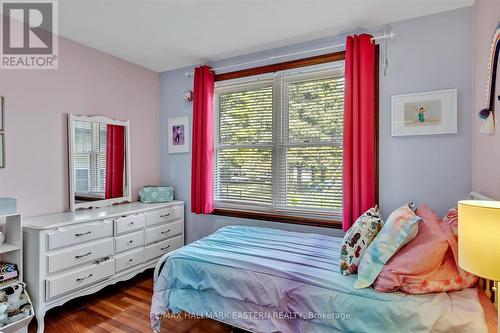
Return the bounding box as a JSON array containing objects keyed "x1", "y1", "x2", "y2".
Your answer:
[
  {"x1": 167, "y1": 116, "x2": 190, "y2": 153},
  {"x1": 0, "y1": 132, "x2": 4, "y2": 168},
  {"x1": 391, "y1": 89, "x2": 457, "y2": 136},
  {"x1": 0, "y1": 96, "x2": 4, "y2": 131}
]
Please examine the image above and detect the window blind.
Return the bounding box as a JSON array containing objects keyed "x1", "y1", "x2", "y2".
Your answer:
[
  {"x1": 214, "y1": 66, "x2": 345, "y2": 216},
  {"x1": 73, "y1": 121, "x2": 107, "y2": 197},
  {"x1": 215, "y1": 84, "x2": 273, "y2": 206},
  {"x1": 277, "y1": 75, "x2": 344, "y2": 212}
]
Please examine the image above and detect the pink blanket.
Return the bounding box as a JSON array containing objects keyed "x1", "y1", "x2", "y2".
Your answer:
[{"x1": 374, "y1": 204, "x2": 477, "y2": 294}]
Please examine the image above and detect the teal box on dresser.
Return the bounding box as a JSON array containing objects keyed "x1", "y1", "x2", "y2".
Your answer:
[
  {"x1": 139, "y1": 186, "x2": 174, "y2": 203},
  {"x1": 0, "y1": 198, "x2": 16, "y2": 215}
]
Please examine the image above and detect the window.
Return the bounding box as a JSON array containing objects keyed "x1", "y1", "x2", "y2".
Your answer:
[
  {"x1": 73, "y1": 121, "x2": 107, "y2": 199},
  {"x1": 214, "y1": 64, "x2": 345, "y2": 221}
]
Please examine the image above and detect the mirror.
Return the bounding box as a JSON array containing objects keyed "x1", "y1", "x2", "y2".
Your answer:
[{"x1": 68, "y1": 114, "x2": 131, "y2": 211}]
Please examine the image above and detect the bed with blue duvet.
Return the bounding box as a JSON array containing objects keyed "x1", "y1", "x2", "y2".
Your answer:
[{"x1": 151, "y1": 225, "x2": 489, "y2": 333}]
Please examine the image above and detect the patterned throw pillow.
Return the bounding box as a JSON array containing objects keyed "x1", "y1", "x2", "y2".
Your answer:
[
  {"x1": 340, "y1": 206, "x2": 384, "y2": 275},
  {"x1": 354, "y1": 203, "x2": 422, "y2": 289}
]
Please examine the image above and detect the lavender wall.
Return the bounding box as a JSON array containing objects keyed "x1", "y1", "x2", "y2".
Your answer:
[
  {"x1": 472, "y1": 0, "x2": 500, "y2": 199},
  {"x1": 160, "y1": 8, "x2": 473, "y2": 243},
  {"x1": 0, "y1": 37, "x2": 160, "y2": 216}
]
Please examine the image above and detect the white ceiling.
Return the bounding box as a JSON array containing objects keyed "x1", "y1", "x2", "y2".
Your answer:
[{"x1": 58, "y1": 0, "x2": 473, "y2": 72}]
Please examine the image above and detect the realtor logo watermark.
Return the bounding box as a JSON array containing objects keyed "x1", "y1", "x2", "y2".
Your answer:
[{"x1": 1, "y1": 0, "x2": 58, "y2": 69}]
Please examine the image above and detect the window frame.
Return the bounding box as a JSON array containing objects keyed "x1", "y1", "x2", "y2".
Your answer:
[{"x1": 212, "y1": 49, "x2": 379, "y2": 229}]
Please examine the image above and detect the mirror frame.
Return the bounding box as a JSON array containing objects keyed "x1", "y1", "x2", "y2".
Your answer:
[{"x1": 68, "y1": 114, "x2": 132, "y2": 211}]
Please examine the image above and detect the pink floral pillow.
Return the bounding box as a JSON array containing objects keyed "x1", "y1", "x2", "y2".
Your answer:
[
  {"x1": 373, "y1": 205, "x2": 447, "y2": 292},
  {"x1": 373, "y1": 205, "x2": 477, "y2": 294}
]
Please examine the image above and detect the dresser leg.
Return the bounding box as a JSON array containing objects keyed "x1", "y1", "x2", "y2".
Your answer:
[{"x1": 35, "y1": 308, "x2": 46, "y2": 333}]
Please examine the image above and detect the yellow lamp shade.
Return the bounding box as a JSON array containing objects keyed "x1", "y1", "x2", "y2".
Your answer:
[{"x1": 458, "y1": 200, "x2": 500, "y2": 281}]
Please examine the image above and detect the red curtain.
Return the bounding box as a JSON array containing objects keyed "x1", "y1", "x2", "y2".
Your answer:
[
  {"x1": 191, "y1": 65, "x2": 215, "y2": 214},
  {"x1": 105, "y1": 124, "x2": 125, "y2": 199},
  {"x1": 342, "y1": 34, "x2": 377, "y2": 231}
]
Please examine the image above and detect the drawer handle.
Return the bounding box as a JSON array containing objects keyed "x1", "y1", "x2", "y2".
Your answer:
[
  {"x1": 128, "y1": 258, "x2": 133, "y2": 263},
  {"x1": 76, "y1": 273, "x2": 93, "y2": 282},
  {"x1": 75, "y1": 231, "x2": 92, "y2": 237},
  {"x1": 161, "y1": 229, "x2": 171, "y2": 235},
  {"x1": 128, "y1": 240, "x2": 134, "y2": 244},
  {"x1": 75, "y1": 252, "x2": 92, "y2": 259},
  {"x1": 161, "y1": 245, "x2": 170, "y2": 251},
  {"x1": 128, "y1": 221, "x2": 135, "y2": 226},
  {"x1": 160, "y1": 213, "x2": 170, "y2": 218}
]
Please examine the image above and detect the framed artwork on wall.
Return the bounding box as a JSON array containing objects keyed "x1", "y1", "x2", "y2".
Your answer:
[
  {"x1": 391, "y1": 88, "x2": 457, "y2": 136},
  {"x1": 0, "y1": 96, "x2": 4, "y2": 131},
  {"x1": 0, "y1": 132, "x2": 4, "y2": 168},
  {"x1": 0, "y1": 96, "x2": 4, "y2": 168},
  {"x1": 167, "y1": 116, "x2": 190, "y2": 153}
]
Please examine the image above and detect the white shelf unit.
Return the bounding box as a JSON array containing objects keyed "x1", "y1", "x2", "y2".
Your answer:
[
  {"x1": 0, "y1": 213, "x2": 32, "y2": 333},
  {"x1": 0, "y1": 214, "x2": 23, "y2": 283}
]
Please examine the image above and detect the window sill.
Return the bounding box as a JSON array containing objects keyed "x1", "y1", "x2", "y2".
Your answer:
[{"x1": 212, "y1": 208, "x2": 342, "y2": 229}]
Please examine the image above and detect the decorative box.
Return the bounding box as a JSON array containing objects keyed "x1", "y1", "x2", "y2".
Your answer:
[
  {"x1": 139, "y1": 186, "x2": 174, "y2": 203},
  {"x1": 0, "y1": 198, "x2": 16, "y2": 215}
]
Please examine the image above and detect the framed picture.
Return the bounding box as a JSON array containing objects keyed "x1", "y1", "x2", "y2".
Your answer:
[
  {"x1": 0, "y1": 96, "x2": 4, "y2": 131},
  {"x1": 0, "y1": 132, "x2": 4, "y2": 168},
  {"x1": 391, "y1": 88, "x2": 457, "y2": 136},
  {"x1": 167, "y1": 116, "x2": 190, "y2": 153}
]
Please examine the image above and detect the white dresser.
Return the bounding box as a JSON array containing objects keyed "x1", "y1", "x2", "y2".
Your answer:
[{"x1": 22, "y1": 201, "x2": 184, "y2": 333}]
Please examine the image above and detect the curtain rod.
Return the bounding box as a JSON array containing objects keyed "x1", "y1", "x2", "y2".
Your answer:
[{"x1": 184, "y1": 31, "x2": 395, "y2": 78}]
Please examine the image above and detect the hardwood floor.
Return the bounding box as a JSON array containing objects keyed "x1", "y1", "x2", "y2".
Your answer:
[{"x1": 28, "y1": 270, "x2": 234, "y2": 333}]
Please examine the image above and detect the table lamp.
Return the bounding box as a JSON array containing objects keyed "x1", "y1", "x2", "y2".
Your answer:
[{"x1": 458, "y1": 200, "x2": 500, "y2": 332}]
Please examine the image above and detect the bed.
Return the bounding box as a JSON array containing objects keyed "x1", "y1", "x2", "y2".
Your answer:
[{"x1": 151, "y1": 225, "x2": 495, "y2": 333}]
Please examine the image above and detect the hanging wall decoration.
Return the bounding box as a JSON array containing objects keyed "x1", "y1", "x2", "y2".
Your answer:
[
  {"x1": 479, "y1": 22, "x2": 500, "y2": 135},
  {"x1": 0, "y1": 96, "x2": 4, "y2": 131},
  {"x1": 167, "y1": 116, "x2": 190, "y2": 153},
  {"x1": 0, "y1": 96, "x2": 4, "y2": 168},
  {"x1": 391, "y1": 89, "x2": 457, "y2": 136}
]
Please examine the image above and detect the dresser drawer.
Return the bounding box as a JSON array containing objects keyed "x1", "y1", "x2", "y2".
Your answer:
[
  {"x1": 145, "y1": 205, "x2": 182, "y2": 227},
  {"x1": 47, "y1": 220, "x2": 113, "y2": 250},
  {"x1": 114, "y1": 214, "x2": 145, "y2": 235},
  {"x1": 144, "y1": 235, "x2": 183, "y2": 262},
  {"x1": 115, "y1": 230, "x2": 144, "y2": 253},
  {"x1": 46, "y1": 259, "x2": 114, "y2": 300},
  {"x1": 145, "y1": 220, "x2": 183, "y2": 245},
  {"x1": 47, "y1": 238, "x2": 113, "y2": 274},
  {"x1": 115, "y1": 248, "x2": 144, "y2": 273}
]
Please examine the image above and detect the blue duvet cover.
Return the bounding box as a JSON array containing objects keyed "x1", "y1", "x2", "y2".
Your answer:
[{"x1": 151, "y1": 226, "x2": 488, "y2": 333}]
